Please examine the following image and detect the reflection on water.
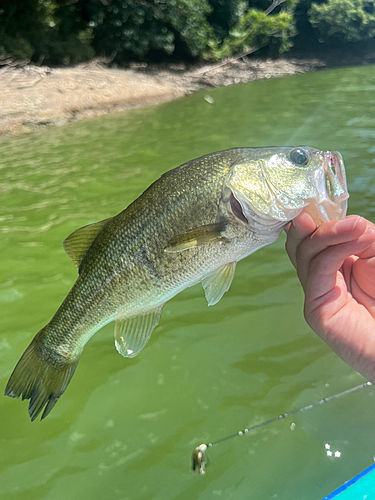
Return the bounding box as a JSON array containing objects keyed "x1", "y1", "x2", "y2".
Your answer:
[{"x1": 0, "y1": 65, "x2": 375, "y2": 500}]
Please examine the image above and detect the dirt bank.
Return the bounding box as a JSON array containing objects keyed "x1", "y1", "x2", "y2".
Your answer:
[{"x1": 0, "y1": 55, "x2": 347, "y2": 135}]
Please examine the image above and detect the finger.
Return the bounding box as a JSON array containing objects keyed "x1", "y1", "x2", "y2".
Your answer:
[
  {"x1": 304, "y1": 231, "x2": 375, "y2": 302},
  {"x1": 350, "y1": 266, "x2": 375, "y2": 318},
  {"x1": 295, "y1": 216, "x2": 367, "y2": 286},
  {"x1": 352, "y1": 253, "x2": 375, "y2": 301},
  {"x1": 349, "y1": 220, "x2": 375, "y2": 299},
  {"x1": 285, "y1": 211, "x2": 317, "y2": 268},
  {"x1": 351, "y1": 219, "x2": 375, "y2": 259}
]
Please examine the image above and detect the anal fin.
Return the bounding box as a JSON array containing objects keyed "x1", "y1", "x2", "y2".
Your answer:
[
  {"x1": 202, "y1": 262, "x2": 236, "y2": 306},
  {"x1": 114, "y1": 305, "x2": 164, "y2": 358}
]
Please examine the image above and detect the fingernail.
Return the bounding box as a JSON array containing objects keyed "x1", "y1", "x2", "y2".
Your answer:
[{"x1": 336, "y1": 217, "x2": 360, "y2": 234}]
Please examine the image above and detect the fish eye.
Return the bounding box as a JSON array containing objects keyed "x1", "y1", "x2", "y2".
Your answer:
[{"x1": 289, "y1": 148, "x2": 309, "y2": 167}]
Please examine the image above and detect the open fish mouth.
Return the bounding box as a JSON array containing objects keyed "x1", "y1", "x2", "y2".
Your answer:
[
  {"x1": 304, "y1": 150, "x2": 349, "y2": 224},
  {"x1": 324, "y1": 151, "x2": 348, "y2": 199},
  {"x1": 323, "y1": 151, "x2": 349, "y2": 216}
]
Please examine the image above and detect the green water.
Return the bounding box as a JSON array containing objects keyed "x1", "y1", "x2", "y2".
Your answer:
[{"x1": 1, "y1": 65, "x2": 375, "y2": 500}]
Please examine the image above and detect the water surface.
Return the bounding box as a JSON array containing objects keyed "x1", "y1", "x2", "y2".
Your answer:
[{"x1": 1, "y1": 65, "x2": 375, "y2": 500}]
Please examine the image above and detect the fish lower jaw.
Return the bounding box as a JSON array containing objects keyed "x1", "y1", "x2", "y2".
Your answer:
[{"x1": 304, "y1": 197, "x2": 348, "y2": 224}]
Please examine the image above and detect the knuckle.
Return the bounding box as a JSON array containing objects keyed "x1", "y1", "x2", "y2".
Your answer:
[{"x1": 312, "y1": 223, "x2": 334, "y2": 241}]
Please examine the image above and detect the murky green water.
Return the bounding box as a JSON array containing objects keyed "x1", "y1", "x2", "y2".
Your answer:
[{"x1": 1, "y1": 65, "x2": 375, "y2": 500}]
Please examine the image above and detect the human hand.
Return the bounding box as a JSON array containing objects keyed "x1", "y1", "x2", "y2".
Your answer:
[{"x1": 285, "y1": 212, "x2": 375, "y2": 383}]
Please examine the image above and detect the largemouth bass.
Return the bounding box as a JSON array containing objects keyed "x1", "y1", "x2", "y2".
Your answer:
[{"x1": 5, "y1": 147, "x2": 349, "y2": 421}]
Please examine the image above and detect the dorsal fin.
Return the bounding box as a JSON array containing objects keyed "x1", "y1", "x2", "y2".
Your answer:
[{"x1": 63, "y1": 218, "x2": 111, "y2": 270}]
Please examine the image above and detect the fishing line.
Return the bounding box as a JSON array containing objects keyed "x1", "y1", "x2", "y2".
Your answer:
[{"x1": 191, "y1": 381, "x2": 372, "y2": 475}]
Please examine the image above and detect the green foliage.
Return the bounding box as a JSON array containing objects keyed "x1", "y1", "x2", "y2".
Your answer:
[
  {"x1": 206, "y1": 0, "x2": 246, "y2": 38},
  {"x1": 0, "y1": 0, "x2": 299, "y2": 64},
  {"x1": 0, "y1": 0, "x2": 94, "y2": 64},
  {"x1": 41, "y1": 31, "x2": 95, "y2": 65},
  {"x1": 89, "y1": 0, "x2": 215, "y2": 61},
  {"x1": 36, "y1": 0, "x2": 95, "y2": 64},
  {"x1": 0, "y1": 34, "x2": 34, "y2": 60},
  {"x1": 210, "y1": 7, "x2": 296, "y2": 60},
  {"x1": 309, "y1": 0, "x2": 375, "y2": 43},
  {"x1": 168, "y1": 0, "x2": 216, "y2": 57},
  {"x1": 4, "y1": 0, "x2": 371, "y2": 64},
  {"x1": 0, "y1": 0, "x2": 51, "y2": 59}
]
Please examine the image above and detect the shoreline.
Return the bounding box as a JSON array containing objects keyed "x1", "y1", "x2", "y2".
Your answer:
[{"x1": 0, "y1": 53, "x2": 372, "y2": 136}]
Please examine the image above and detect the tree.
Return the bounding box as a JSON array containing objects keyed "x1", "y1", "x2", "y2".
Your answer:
[
  {"x1": 0, "y1": 0, "x2": 52, "y2": 59},
  {"x1": 309, "y1": 0, "x2": 375, "y2": 43},
  {"x1": 209, "y1": 0, "x2": 298, "y2": 60},
  {"x1": 89, "y1": 0, "x2": 214, "y2": 61},
  {"x1": 0, "y1": 0, "x2": 302, "y2": 63},
  {"x1": 86, "y1": 0, "x2": 298, "y2": 62},
  {"x1": 0, "y1": 0, "x2": 93, "y2": 63}
]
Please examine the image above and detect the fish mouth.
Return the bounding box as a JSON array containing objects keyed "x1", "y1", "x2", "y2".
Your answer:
[
  {"x1": 324, "y1": 151, "x2": 348, "y2": 198},
  {"x1": 306, "y1": 151, "x2": 349, "y2": 224}
]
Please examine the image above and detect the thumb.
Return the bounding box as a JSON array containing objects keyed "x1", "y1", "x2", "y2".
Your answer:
[{"x1": 285, "y1": 211, "x2": 317, "y2": 268}]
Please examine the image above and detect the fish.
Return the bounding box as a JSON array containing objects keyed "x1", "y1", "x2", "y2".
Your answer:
[{"x1": 4, "y1": 147, "x2": 349, "y2": 421}]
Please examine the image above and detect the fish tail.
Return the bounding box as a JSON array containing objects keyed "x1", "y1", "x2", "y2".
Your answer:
[{"x1": 4, "y1": 329, "x2": 80, "y2": 422}]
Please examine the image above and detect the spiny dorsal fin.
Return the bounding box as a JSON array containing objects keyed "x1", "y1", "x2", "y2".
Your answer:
[
  {"x1": 165, "y1": 221, "x2": 228, "y2": 253},
  {"x1": 63, "y1": 218, "x2": 111, "y2": 270},
  {"x1": 114, "y1": 305, "x2": 164, "y2": 358},
  {"x1": 202, "y1": 262, "x2": 236, "y2": 306}
]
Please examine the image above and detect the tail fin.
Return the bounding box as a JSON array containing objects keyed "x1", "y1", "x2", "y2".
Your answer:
[{"x1": 5, "y1": 335, "x2": 80, "y2": 421}]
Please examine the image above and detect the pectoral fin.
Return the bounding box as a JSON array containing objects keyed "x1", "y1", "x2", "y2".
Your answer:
[
  {"x1": 114, "y1": 305, "x2": 164, "y2": 358},
  {"x1": 63, "y1": 218, "x2": 111, "y2": 270},
  {"x1": 202, "y1": 262, "x2": 236, "y2": 306},
  {"x1": 165, "y1": 222, "x2": 228, "y2": 253}
]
